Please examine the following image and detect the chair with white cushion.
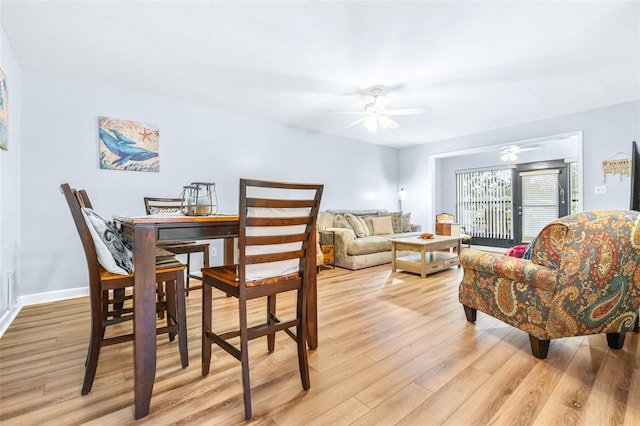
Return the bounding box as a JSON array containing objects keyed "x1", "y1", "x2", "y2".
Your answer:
[{"x1": 201, "y1": 178, "x2": 323, "y2": 420}]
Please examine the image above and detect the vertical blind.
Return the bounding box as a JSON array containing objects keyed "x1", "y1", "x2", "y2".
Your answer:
[
  {"x1": 520, "y1": 169, "x2": 559, "y2": 241},
  {"x1": 456, "y1": 167, "x2": 512, "y2": 240}
]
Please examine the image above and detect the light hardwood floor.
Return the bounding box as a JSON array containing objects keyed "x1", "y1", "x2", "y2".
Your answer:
[{"x1": 1, "y1": 265, "x2": 639, "y2": 425}]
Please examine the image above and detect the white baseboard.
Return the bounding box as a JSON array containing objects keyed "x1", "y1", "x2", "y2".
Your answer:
[
  {"x1": 17, "y1": 286, "x2": 89, "y2": 307},
  {"x1": 0, "y1": 287, "x2": 88, "y2": 339},
  {"x1": 0, "y1": 305, "x2": 22, "y2": 339}
]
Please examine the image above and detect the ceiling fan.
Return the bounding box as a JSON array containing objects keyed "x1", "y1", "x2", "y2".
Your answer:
[
  {"x1": 499, "y1": 145, "x2": 539, "y2": 162},
  {"x1": 327, "y1": 88, "x2": 429, "y2": 132}
]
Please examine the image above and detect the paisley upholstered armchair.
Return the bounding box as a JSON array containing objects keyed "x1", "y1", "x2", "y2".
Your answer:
[{"x1": 459, "y1": 210, "x2": 640, "y2": 359}]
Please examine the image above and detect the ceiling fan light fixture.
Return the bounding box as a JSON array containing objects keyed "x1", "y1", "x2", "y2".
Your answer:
[
  {"x1": 501, "y1": 152, "x2": 517, "y2": 162},
  {"x1": 378, "y1": 114, "x2": 392, "y2": 129},
  {"x1": 364, "y1": 116, "x2": 378, "y2": 132}
]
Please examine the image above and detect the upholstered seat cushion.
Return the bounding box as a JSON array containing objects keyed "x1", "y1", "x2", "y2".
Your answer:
[{"x1": 346, "y1": 236, "x2": 392, "y2": 255}]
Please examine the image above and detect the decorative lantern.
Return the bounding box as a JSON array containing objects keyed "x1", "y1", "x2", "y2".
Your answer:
[{"x1": 180, "y1": 182, "x2": 217, "y2": 216}]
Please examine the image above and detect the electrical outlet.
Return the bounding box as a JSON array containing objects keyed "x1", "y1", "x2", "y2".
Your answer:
[
  {"x1": 594, "y1": 185, "x2": 607, "y2": 194},
  {"x1": 210, "y1": 247, "x2": 217, "y2": 257}
]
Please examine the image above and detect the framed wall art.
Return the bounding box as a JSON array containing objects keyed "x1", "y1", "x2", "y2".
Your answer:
[{"x1": 98, "y1": 116, "x2": 159, "y2": 172}]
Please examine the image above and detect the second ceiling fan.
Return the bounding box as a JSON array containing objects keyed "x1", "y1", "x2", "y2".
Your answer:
[{"x1": 328, "y1": 87, "x2": 429, "y2": 132}]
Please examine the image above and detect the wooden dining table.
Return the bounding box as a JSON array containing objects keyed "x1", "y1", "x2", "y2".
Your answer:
[{"x1": 116, "y1": 214, "x2": 319, "y2": 419}]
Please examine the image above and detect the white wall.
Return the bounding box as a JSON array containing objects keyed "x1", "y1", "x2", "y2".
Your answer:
[
  {"x1": 19, "y1": 69, "x2": 399, "y2": 297},
  {"x1": 399, "y1": 101, "x2": 640, "y2": 231},
  {"x1": 0, "y1": 26, "x2": 21, "y2": 319},
  {"x1": 5, "y1": 47, "x2": 640, "y2": 305}
]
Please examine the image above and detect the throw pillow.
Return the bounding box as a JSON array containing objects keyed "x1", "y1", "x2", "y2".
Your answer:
[
  {"x1": 371, "y1": 216, "x2": 394, "y2": 235},
  {"x1": 362, "y1": 215, "x2": 375, "y2": 236},
  {"x1": 401, "y1": 212, "x2": 411, "y2": 232},
  {"x1": 504, "y1": 244, "x2": 528, "y2": 258},
  {"x1": 522, "y1": 238, "x2": 536, "y2": 260},
  {"x1": 345, "y1": 213, "x2": 367, "y2": 238},
  {"x1": 379, "y1": 211, "x2": 403, "y2": 233},
  {"x1": 81, "y1": 207, "x2": 134, "y2": 275},
  {"x1": 356, "y1": 215, "x2": 370, "y2": 237},
  {"x1": 149, "y1": 206, "x2": 182, "y2": 215},
  {"x1": 333, "y1": 214, "x2": 353, "y2": 230}
]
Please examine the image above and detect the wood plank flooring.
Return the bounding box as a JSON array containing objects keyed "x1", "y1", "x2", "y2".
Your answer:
[{"x1": 1, "y1": 265, "x2": 638, "y2": 425}]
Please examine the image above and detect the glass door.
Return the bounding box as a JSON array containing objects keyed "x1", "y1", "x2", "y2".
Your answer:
[{"x1": 514, "y1": 161, "x2": 569, "y2": 243}]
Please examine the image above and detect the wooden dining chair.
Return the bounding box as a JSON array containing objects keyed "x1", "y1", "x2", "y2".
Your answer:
[
  {"x1": 144, "y1": 197, "x2": 210, "y2": 296},
  {"x1": 201, "y1": 178, "x2": 323, "y2": 420},
  {"x1": 61, "y1": 183, "x2": 188, "y2": 395}
]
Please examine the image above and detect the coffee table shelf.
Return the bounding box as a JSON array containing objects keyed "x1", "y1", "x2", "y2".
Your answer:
[{"x1": 391, "y1": 235, "x2": 462, "y2": 278}]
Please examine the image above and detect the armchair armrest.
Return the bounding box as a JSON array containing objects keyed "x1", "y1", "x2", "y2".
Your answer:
[
  {"x1": 411, "y1": 224, "x2": 422, "y2": 232},
  {"x1": 460, "y1": 249, "x2": 557, "y2": 291}
]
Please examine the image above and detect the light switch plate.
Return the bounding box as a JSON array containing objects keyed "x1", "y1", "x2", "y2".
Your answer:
[{"x1": 594, "y1": 185, "x2": 607, "y2": 194}]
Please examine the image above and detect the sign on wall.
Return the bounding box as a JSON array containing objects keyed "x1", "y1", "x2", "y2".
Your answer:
[{"x1": 98, "y1": 116, "x2": 159, "y2": 172}]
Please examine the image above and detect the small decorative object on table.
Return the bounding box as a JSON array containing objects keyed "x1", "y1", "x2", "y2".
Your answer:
[
  {"x1": 180, "y1": 182, "x2": 217, "y2": 216},
  {"x1": 419, "y1": 232, "x2": 434, "y2": 239}
]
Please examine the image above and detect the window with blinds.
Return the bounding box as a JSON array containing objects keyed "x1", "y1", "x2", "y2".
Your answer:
[
  {"x1": 456, "y1": 167, "x2": 512, "y2": 241},
  {"x1": 520, "y1": 169, "x2": 559, "y2": 241}
]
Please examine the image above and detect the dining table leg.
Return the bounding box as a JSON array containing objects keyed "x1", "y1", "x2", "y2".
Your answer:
[
  {"x1": 224, "y1": 237, "x2": 235, "y2": 265},
  {"x1": 133, "y1": 223, "x2": 157, "y2": 419}
]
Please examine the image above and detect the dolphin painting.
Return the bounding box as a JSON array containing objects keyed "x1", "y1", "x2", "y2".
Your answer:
[{"x1": 99, "y1": 127, "x2": 158, "y2": 167}]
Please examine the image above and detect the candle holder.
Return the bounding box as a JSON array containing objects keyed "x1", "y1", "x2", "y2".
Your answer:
[{"x1": 180, "y1": 182, "x2": 217, "y2": 216}]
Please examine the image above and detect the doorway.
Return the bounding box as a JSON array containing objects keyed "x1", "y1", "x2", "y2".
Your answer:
[
  {"x1": 513, "y1": 160, "x2": 570, "y2": 244},
  {"x1": 455, "y1": 160, "x2": 571, "y2": 247}
]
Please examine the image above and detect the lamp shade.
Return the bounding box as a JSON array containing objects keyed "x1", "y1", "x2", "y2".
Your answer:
[{"x1": 397, "y1": 188, "x2": 408, "y2": 201}]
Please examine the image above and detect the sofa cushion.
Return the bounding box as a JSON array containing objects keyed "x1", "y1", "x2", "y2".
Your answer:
[
  {"x1": 356, "y1": 215, "x2": 370, "y2": 237},
  {"x1": 362, "y1": 215, "x2": 375, "y2": 235},
  {"x1": 402, "y1": 212, "x2": 411, "y2": 232},
  {"x1": 345, "y1": 213, "x2": 368, "y2": 237},
  {"x1": 371, "y1": 216, "x2": 394, "y2": 235},
  {"x1": 347, "y1": 236, "x2": 392, "y2": 255},
  {"x1": 333, "y1": 214, "x2": 353, "y2": 230}
]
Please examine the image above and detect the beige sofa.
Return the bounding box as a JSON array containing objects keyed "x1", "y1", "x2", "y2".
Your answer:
[{"x1": 317, "y1": 209, "x2": 422, "y2": 270}]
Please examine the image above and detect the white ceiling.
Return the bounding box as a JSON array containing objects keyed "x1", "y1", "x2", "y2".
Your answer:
[{"x1": 1, "y1": 1, "x2": 639, "y2": 148}]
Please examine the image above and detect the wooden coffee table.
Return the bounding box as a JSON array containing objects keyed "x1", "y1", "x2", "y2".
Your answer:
[{"x1": 390, "y1": 235, "x2": 462, "y2": 278}]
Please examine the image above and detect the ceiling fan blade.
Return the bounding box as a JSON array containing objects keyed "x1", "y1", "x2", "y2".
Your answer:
[
  {"x1": 326, "y1": 110, "x2": 369, "y2": 115},
  {"x1": 517, "y1": 146, "x2": 540, "y2": 152},
  {"x1": 386, "y1": 107, "x2": 430, "y2": 116},
  {"x1": 344, "y1": 116, "x2": 369, "y2": 128},
  {"x1": 499, "y1": 145, "x2": 540, "y2": 155}
]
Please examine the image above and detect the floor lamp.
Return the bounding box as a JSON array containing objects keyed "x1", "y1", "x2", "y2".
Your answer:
[{"x1": 397, "y1": 188, "x2": 407, "y2": 212}]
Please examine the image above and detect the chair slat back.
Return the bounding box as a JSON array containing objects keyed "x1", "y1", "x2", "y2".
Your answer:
[
  {"x1": 60, "y1": 183, "x2": 103, "y2": 310},
  {"x1": 144, "y1": 197, "x2": 183, "y2": 215},
  {"x1": 238, "y1": 179, "x2": 323, "y2": 285},
  {"x1": 61, "y1": 184, "x2": 100, "y2": 270}
]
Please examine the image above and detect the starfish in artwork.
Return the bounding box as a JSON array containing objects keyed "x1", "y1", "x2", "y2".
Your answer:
[{"x1": 139, "y1": 128, "x2": 153, "y2": 141}]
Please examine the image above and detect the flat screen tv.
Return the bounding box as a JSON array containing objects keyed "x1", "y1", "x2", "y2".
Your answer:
[{"x1": 631, "y1": 141, "x2": 640, "y2": 211}]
